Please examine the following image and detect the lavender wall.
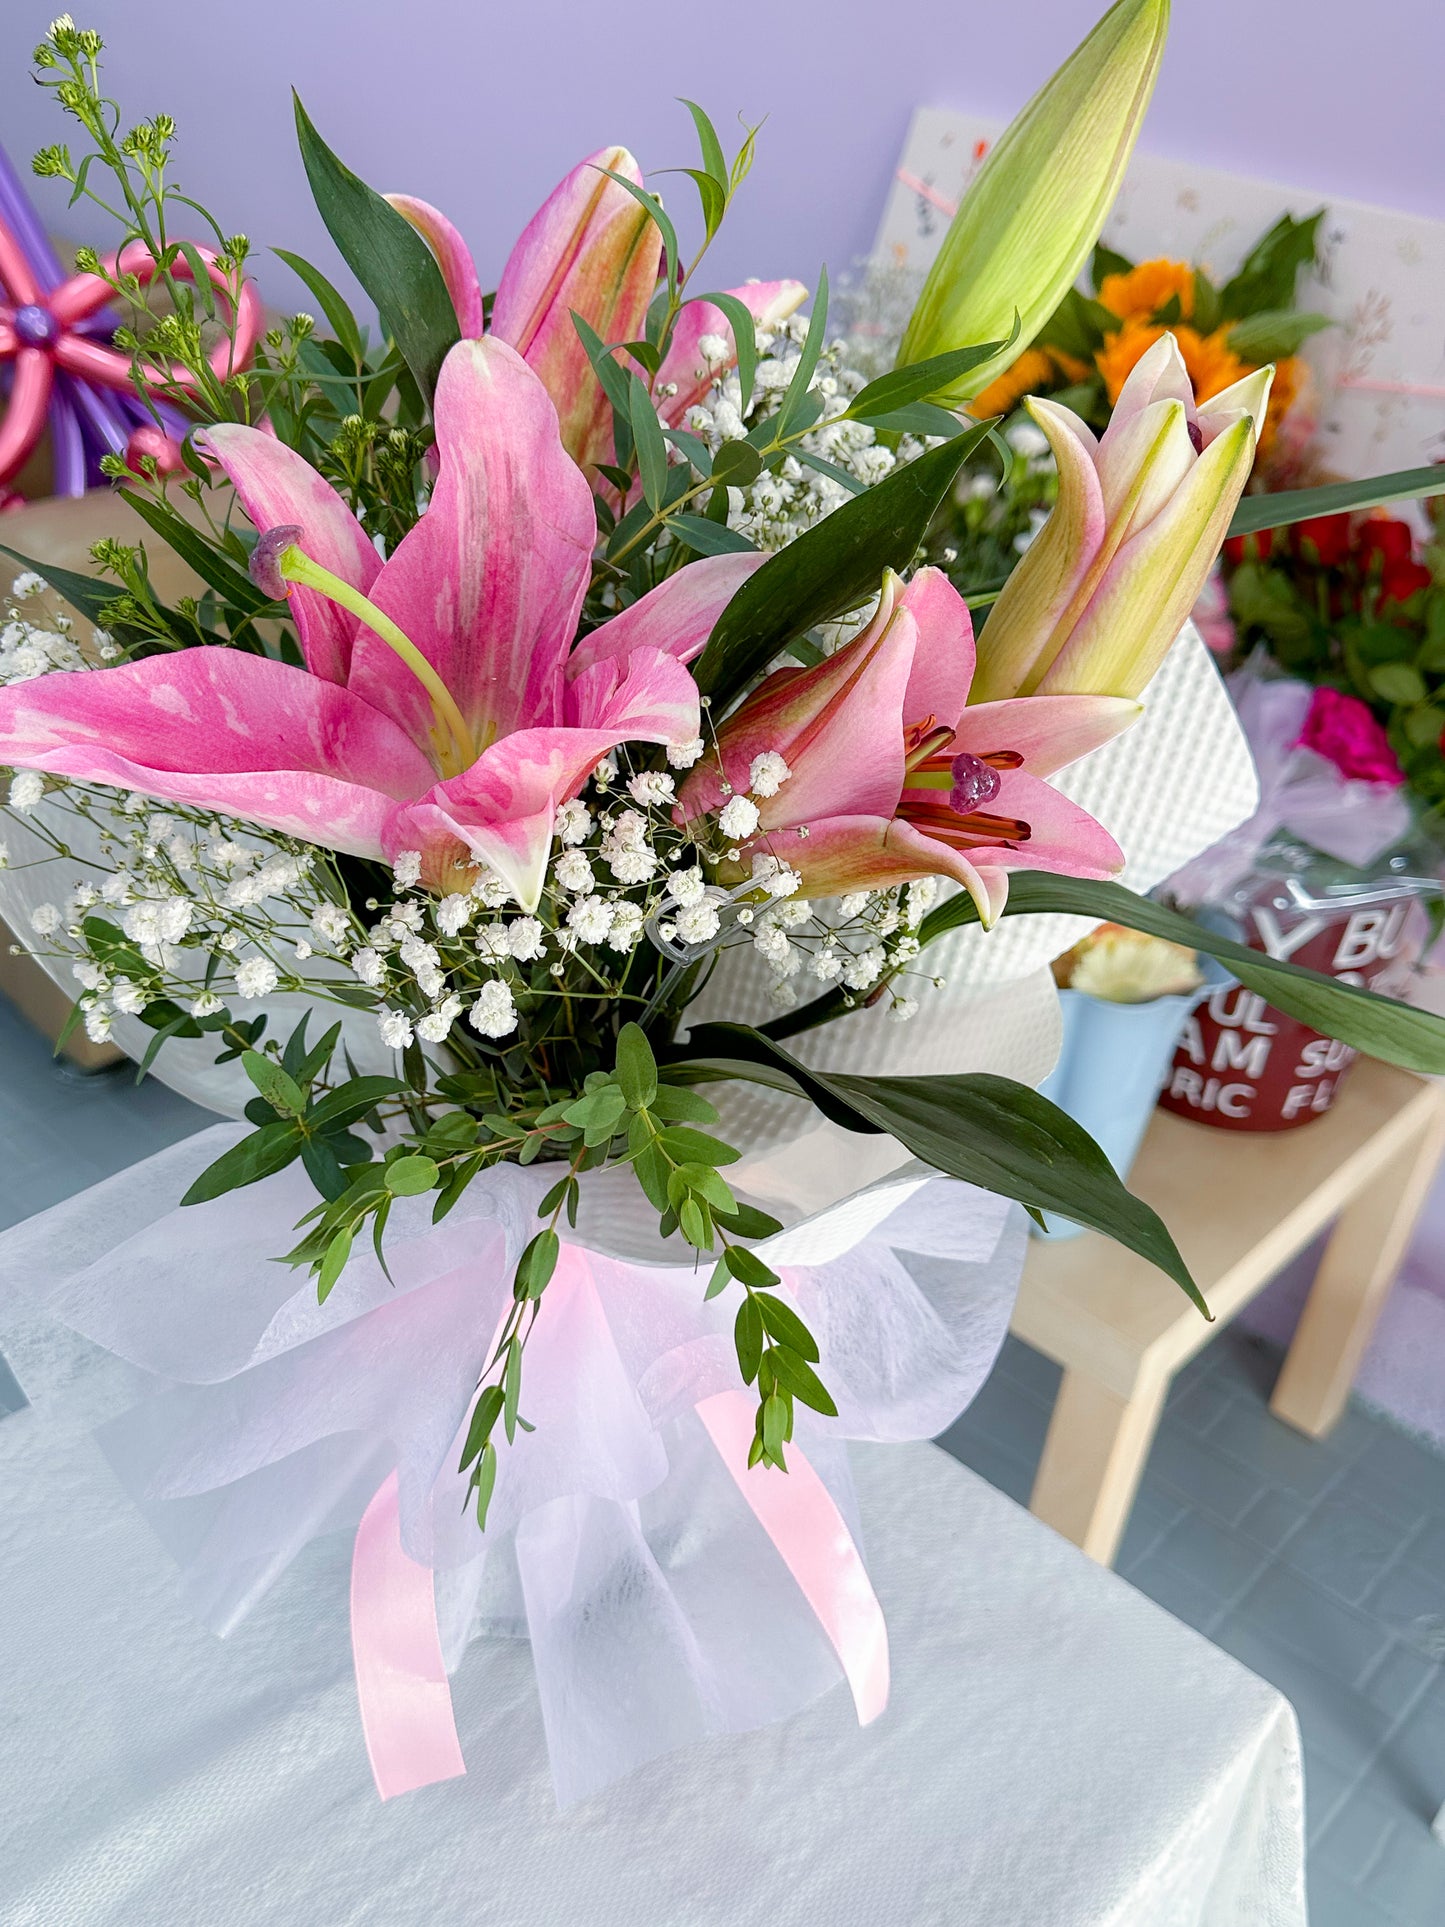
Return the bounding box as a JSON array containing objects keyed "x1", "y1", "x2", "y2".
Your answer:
[{"x1": 3, "y1": 0, "x2": 1441, "y2": 316}]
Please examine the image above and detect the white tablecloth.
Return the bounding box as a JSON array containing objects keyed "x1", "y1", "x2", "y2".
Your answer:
[{"x1": 0, "y1": 1314, "x2": 1306, "y2": 1927}]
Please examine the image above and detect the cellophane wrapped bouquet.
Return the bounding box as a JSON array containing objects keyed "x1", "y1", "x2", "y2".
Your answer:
[{"x1": 3, "y1": 5, "x2": 1443, "y2": 1802}]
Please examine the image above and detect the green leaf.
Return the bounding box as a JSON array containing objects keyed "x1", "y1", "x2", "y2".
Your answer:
[
  {"x1": 712, "y1": 1199, "x2": 784, "y2": 1241},
  {"x1": 679, "y1": 97, "x2": 728, "y2": 188},
  {"x1": 859, "y1": 402, "x2": 968, "y2": 438},
  {"x1": 676, "y1": 1024, "x2": 1206, "y2": 1314},
  {"x1": 594, "y1": 167, "x2": 681, "y2": 294},
  {"x1": 180, "y1": 1120, "x2": 305, "y2": 1205},
  {"x1": 517, "y1": 1228, "x2": 559, "y2": 1300},
  {"x1": 458, "y1": 1385, "x2": 505, "y2": 1472},
  {"x1": 503, "y1": 1337, "x2": 522, "y2": 1444},
  {"x1": 687, "y1": 289, "x2": 759, "y2": 417},
  {"x1": 920, "y1": 873, "x2": 1445, "y2": 1075},
  {"x1": 1228, "y1": 466, "x2": 1445, "y2": 539},
  {"x1": 768, "y1": 1347, "x2": 838, "y2": 1416},
  {"x1": 1225, "y1": 309, "x2": 1330, "y2": 362},
  {"x1": 1219, "y1": 210, "x2": 1324, "y2": 320},
  {"x1": 723, "y1": 1243, "x2": 776, "y2": 1288},
  {"x1": 668, "y1": 512, "x2": 757, "y2": 557},
  {"x1": 680, "y1": 1197, "x2": 711, "y2": 1248},
  {"x1": 317, "y1": 1225, "x2": 353, "y2": 1302},
  {"x1": 293, "y1": 91, "x2": 459, "y2": 402},
  {"x1": 711, "y1": 439, "x2": 764, "y2": 489},
  {"x1": 628, "y1": 372, "x2": 670, "y2": 511},
  {"x1": 755, "y1": 1292, "x2": 819, "y2": 1361},
  {"x1": 241, "y1": 1048, "x2": 306, "y2": 1116},
  {"x1": 1035, "y1": 287, "x2": 1113, "y2": 360},
  {"x1": 0, "y1": 544, "x2": 134, "y2": 631},
  {"x1": 122, "y1": 489, "x2": 276, "y2": 615},
  {"x1": 692, "y1": 424, "x2": 993, "y2": 705},
  {"x1": 847, "y1": 331, "x2": 1014, "y2": 421},
  {"x1": 1191, "y1": 269, "x2": 1223, "y2": 335},
  {"x1": 1370, "y1": 662, "x2": 1428, "y2": 705},
  {"x1": 306, "y1": 1075, "x2": 405, "y2": 1132},
  {"x1": 656, "y1": 1126, "x2": 741, "y2": 1166},
  {"x1": 615, "y1": 1022, "x2": 658, "y2": 1109},
  {"x1": 1091, "y1": 241, "x2": 1133, "y2": 290},
  {"x1": 762, "y1": 1392, "x2": 789, "y2": 1460},
  {"x1": 475, "y1": 1440, "x2": 498, "y2": 1530},
  {"x1": 273, "y1": 246, "x2": 365, "y2": 364},
  {"x1": 384, "y1": 1153, "x2": 439, "y2": 1195},
  {"x1": 704, "y1": 1258, "x2": 732, "y2": 1302},
  {"x1": 776, "y1": 267, "x2": 829, "y2": 442},
  {"x1": 735, "y1": 1295, "x2": 764, "y2": 1383},
  {"x1": 650, "y1": 1083, "x2": 720, "y2": 1122}
]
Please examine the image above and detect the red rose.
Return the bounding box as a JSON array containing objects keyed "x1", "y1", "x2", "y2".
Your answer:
[
  {"x1": 1290, "y1": 513, "x2": 1352, "y2": 569},
  {"x1": 1297, "y1": 686, "x2": 1405, "y2": 787},
  {"x1": 1223, "y1": 529, "x2": 1278, "y2": 567},
  {"x1": 1355, "y1": 517, "x2": 1414, "y2": 566},
  {"x1": 1380, "y1": 556, "x2": 1433, "y2": 604}
]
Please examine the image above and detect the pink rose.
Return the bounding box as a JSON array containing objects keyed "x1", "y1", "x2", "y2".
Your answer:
[{"x1": 1297, "y1": 686, "x2": 1406, "y2": 788}]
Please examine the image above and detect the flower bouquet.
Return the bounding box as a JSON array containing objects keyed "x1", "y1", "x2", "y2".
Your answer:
[{"x1": 3, "y1": 5, "x2": 1445, "y2": 1804}]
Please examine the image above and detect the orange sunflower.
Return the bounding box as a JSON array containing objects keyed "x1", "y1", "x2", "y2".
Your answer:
[{"x1": 1095, "y1": 320, "x2": 1300, "y2": 457}]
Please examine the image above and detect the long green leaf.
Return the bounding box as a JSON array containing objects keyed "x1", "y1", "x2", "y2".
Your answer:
[
  {"x1": 691, "y1": 424, "x2": 994, "y2": 705},
  {"x1": 917, "y1": 873, "x2": 1445, "y2": 1075},
  {"x1": 847, "y1": 325, "x2": 1016, "y2": 421},
  {"x1": 293, "y1": 92, "x2": 459, "y2": 402},
  {"x1": 673, "y1": 1023, "x2": 1205, "y2": 1313},
  {"x1": 687, "y1": 289, "x2": 759, "y2": 417},
  {"x1": 0, "y1": 543, "x2": 133, "y2": 628},
  {"x1": 122, "y1": 489, "x2": 275, "y2": 614},
  {"x1": 272, "y1": 246, "x2": 366, "y2": 364},
  {"x1": 180, "y1": 1120, "x2": 305, "y2": 1206},
  {"x1": 1229, "y1": 466, "x2": 1445, "y2": 539}
]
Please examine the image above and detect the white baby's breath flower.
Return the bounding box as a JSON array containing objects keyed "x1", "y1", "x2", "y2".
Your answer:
[
  {"x1": 809, "y1": 949, "x2": 843, "y2": 982},
  {"x1": 552, "y1": 848, "x2": 594, "y2": 893},
  {"x1": 839, "y1": 892, "x2": 870, "y2": 920},
  {"x1": 11, "y1": 572, "x2": 47, "y2": 599},
  {"x1": 673, "y1": 900, "x2": 721, "y2": 945},
  {"x1": 718, "y1": 793, "x2": 760, "y2": 840},
  {"x1": 83, "y1": 1004, "x2": 113, "y2": 1043},
  {"x1": 112, "y1": 977, "x2": 147, "y2": 1015},
  {"x1": 507, "y1": 916, "x2": 547, "y2": 962},
  {"x1": 567, "y1": 894, "x2": 614, "y2": 944},
  {"x1": 767, "y1": 980, "x2": 798, "y2": 1010},
  {"x1": 310, "y1": 902, "x2": 351, "y2": 946},
  {"x1": 189, "y1": 991, "x2": 222, "y2": 1018},
  {"x1": 234, "y1": 956, "x2": 279, "y2": 999},
  {"x1": 8, "y1": 771, "x2": 44, "y2": 813},
  {"x1": 28, "y1": 903, "x2": 60, "y2": 936},
  {"x1": 666, "y1": 866, "x2": 707, "y2": 909},
  {"x1": 433, "y1": 893, "x2": 472, "y2": 937},
  {"x1": 351, "y1": 946, "x2": 384, "y2": 987},
  {"x1": 391, "y1": 850, "x2": 423, "y2": 889},
  {"x1": 0, "y1": 839, "x2": 9, "y2": 868},
  {"x1": 555, "y1": 798, "x2": 593, "y2": 846},
  {"x1": 475, "y1": 925, "x2": 512, "y2": 960},
  {"x1": 416, "y1": 995, "x2": 463, "y2": 1042},
  {"x1": 627, "y1": 770, "x2": 675, "y2": 807},
  {"x1": 842, "y1": 944, "x2": 887, "y2": 990},
  {"x1": 748, "y1": 751, "x2": 791, "y2": 797},
  {"x1": 592, "y1": 754, "x2": 619, "y2": 789},
  {"x1": 666, "y1": 736, "x2": 705, "y2": 769},
  {"x1": 888, "y1": 996, "x2": 919, "y2": 1024},
  {"x1": 293, "y1": 938, "x2": 313, "y2": 962},
  {"x1": 469, "y1": 979, "x2": 518, "y2": 1038},
  {"x1": 470, "y1": 868, "x2": 514, "y2": 910},
  {"x1": 606, "y1": 845, "x2": 656, "y2": 884},
  {"x1": 607, "y1": 902, "x2": 644, "y2": 950},
  {"x1": 377, "y1": 1009, "x2": 415, "y2": 1051}
]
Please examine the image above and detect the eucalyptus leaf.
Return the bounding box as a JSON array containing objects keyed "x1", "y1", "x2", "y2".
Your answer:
[{"x1": 180, "y1": 1120, "x2": 305, "y2": 1205}]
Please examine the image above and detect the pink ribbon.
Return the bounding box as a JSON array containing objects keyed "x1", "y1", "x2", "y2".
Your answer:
[
  {"x1": 349, "y1": 1471, "x2": 466, "y2": 1800},
  {"x1": 349, "y1": 1299, "x2": 891, "y2": 1796},
  {"x1": 697, "y1": 1388, "x2": 891, "y2": 1726}
]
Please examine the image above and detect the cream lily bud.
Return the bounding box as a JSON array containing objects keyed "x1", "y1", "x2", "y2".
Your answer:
[
  {"x1": 898, "y1": 0, "x2": 1169, "y2": 404},
  {"x1": 971, "y1": 335, "x2": 1273, "y2": 703}
]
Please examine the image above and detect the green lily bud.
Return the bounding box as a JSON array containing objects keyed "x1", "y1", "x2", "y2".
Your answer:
[{"x1": 897, "y1": 0, "x2": 1169, "y2": 403}]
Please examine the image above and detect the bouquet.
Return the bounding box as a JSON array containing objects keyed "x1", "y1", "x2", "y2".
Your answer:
[
  {"x1": 3, "y1": 5, "x2": 1444, "y2": 1800},
  {"x1": 1220, "y1": 507, "x2": 1445, "y2": 834}
]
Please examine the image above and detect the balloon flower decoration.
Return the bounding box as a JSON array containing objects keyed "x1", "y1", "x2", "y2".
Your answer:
[{"x1": 0, "y1": 141, "x2": 262, "y2": 506}]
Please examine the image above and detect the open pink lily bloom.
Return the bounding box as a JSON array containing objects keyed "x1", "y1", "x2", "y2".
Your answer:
[
  {"x1": 680, "y1": 568, "x2": 1140, "y2": 926},
  {"x1": 0, "y1": 338, "x2": 763, "y2": 910},
  {"x1": 387, "y1": 151, "x2": 805, "y2": 473}
]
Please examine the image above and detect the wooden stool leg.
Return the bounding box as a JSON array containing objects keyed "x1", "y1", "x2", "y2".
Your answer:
[
  {"x1": 1028, "y1": 1366, "x2": 1170, "y2": 1568},
  {"x1": 1270, "y1": 1103, "x2": 1445, "y2": 1441}
]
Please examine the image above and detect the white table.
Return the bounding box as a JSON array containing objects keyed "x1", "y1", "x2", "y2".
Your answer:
[{"x1": 0, "y1": 1316, "x2": 1306, "y2": 1927}]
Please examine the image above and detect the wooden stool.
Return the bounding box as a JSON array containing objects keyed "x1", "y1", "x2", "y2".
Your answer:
[{"x1": 1011, "y1": 1058, "x2": 1445, "y2": 1566}]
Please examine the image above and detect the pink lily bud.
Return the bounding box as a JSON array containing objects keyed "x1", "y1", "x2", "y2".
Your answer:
[{"x1": 972, "y1": 334, "x2": 1272, "y2": 702}]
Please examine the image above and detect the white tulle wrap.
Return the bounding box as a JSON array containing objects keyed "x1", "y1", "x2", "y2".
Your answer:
[{"x1": 0, "y1": 1119, "x2": 1025, "y2": 1803}]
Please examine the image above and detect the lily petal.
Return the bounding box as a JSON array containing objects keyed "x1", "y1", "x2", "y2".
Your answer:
[
  {"x1": 491, "y1": 147, "x2": 663, "y2": 471},
  {"x1": 896, "y1": 566, "x2": 976, "y2": 733},
  {"x1": 952, "y1": 692, "x2": 1141, "y2": 774},
  {"x1": 202, "y1": 423, "x2": 380, "y2": 684},
  {"x1": 756, "y1": 812, "x2": 1004, "y2": 925},
  {"x1": 351, "y1": 338, "x2": 595, "y2": 754},
  {"x1": 970, "y1": 395, "x2": 1105, "y2": 701},
  {"x1": 1198, "y1": 365, "x2": 1274, "y2": 446},
  {"x1": 565, "y1": 553, "x2": 765, "y2": 680},
  {"x1": 655, "y1": 280, "x2": 809, "y2": 423},
  {"x1": 563, "y1": 643, "x2": 702, "y2": 744},
  {"x1": 0, "y1": 652, "x2": 431, "y2": 854},
  {"x1": 383, "y1": 194, "x2": 486, "y2": 338},
  {"x1": 967, "y1": 768, "x2": 1126, "y2": 877}
]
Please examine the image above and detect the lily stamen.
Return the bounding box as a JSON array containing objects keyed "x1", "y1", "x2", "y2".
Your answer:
[{"x1": 251, "y1": 525, "x2": 478, "y2": 778}]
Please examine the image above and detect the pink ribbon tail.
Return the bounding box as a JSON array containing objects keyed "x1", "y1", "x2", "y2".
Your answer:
[
  {"x1": 350, "y1": 1470, "x2": 467, "y2": 1800},
  {"x1": 697, "y1": 1389, "x2": 890, "y2": 1725}
]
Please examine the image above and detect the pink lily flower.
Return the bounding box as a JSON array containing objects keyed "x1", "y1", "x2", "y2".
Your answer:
[
  {"x1": 387, "y1": 154, "x2": 805, "y2": 471},
  {"x1": 0, "y1": 338, "x2": 762, "y2": 910},
  {"x1": 679, "y1": 567, "x2": 1139, "y2": 926}
]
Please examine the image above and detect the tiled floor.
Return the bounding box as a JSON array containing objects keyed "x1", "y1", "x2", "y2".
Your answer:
[
  {"x1": 4, "y1": 991, "x2": 1445, "y2": 1919},
  {"x1": 941, "y1": 1330, "x2": 1445, "y2": 1924}
]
